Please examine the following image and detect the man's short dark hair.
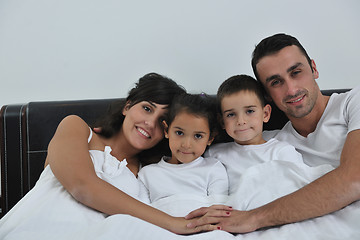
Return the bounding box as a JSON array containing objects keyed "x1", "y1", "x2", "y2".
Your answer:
[{"x1": 251, "y1": 33, "x2": 312, "y2": 82}]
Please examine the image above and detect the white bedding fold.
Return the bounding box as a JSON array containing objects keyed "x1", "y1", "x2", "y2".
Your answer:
[{"x1": 74, "y1": 160, "x2": 360, "y2": 240}]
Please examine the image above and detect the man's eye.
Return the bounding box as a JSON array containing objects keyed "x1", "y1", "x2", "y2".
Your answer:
[
  {"x1": 271, "y1": 80, "x2": 280, "y2": 86},
  {"x1": 292, "y1": 70, "x2": 301, "y2": 77}
]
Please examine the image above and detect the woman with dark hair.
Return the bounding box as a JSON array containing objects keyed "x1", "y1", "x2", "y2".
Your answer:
[{"x1": 0, "y1": 73, "x2": 221, "y2": 238}]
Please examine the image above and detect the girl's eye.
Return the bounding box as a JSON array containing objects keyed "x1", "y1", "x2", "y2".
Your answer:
[
  {"x1": 175, "y1": 131, "x2": 184, "y2": 136},
  {"x1": 226, "y1": 113, "x2": 235, "y2": 118},
  {"x1": 194, "y1": 134, "x2": 203, "y2": 139}
]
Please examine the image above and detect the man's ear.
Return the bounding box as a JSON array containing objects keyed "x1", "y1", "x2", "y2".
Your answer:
[
  {"x1": 163, "y1": 120, "x2": 169, "y2": 138},
  {"x1": 263, "y1": 104, "x2": 272, "y2": 123},
  {"x1": 311, "y1": 59, "x2": 319, "y2": 79}
]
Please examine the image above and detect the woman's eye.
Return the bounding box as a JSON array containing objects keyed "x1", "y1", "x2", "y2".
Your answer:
[
  {"x1": 194, "y1": 134, "x2": 203, "y2": 139},
  {"x1": 143, "y1": 106, "x2": 152, "y2": 112}
]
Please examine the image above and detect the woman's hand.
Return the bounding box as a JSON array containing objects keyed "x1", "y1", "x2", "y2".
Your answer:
[
  {"x1": 183, "y1": 205, "x2": 233, "y2": 232},
  {"x1": 185, "y1": 206, "x2": 260, "y2": 234},
  {"x1": 167, "y1": 216, "x2": 222, "y2": 235}
]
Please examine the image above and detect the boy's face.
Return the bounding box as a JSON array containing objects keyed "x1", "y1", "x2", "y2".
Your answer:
[
  {"x1": 221, "y1": 90, "x2": 271, "y2": 145},
  {"x1": 165, "y1": 111, "x2": 213, "y2": 164}
]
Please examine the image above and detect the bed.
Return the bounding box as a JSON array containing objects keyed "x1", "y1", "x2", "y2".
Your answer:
[{"x1": 1, "y1": 89, "x2": 359, "y2": 239}]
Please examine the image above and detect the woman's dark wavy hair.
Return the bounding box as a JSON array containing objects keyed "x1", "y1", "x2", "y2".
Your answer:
[{"x1": 94, "y1": 72, "x2": 186, "y2": 165}]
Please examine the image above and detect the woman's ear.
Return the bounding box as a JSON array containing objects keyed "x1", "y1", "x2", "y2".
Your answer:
[
  {"x1": 163, "y1": 120, "x2": 169, "y2": 138},
  {"x1": 122, "y1": 101, "x2": 131, "y2": 116},
  {"x1": 263, "y1": 104, "x2": 272, "y2": 123}
]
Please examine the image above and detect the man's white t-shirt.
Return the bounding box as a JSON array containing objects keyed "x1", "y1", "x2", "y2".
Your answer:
[{"x1": 263, "y1": 86, "x2": 360, "y2": 168}]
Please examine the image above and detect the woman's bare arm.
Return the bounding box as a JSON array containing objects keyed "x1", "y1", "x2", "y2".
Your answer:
[{"x1": 47, "y1": 115, "x2": 218, "y2": 234}]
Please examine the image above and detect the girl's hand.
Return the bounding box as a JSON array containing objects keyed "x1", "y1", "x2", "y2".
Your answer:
[{"x1": 92, "y1": 127, "x2": 102, "y2": 133}]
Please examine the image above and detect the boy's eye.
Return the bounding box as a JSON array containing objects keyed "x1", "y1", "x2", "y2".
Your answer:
[
  {"x1": 226, "y1": 113, "x2": 235, "y2": 118},
  {"x1": 246, "y1": 109, "x2": 255, "y2": 114},
  {"x1": 175, "y1": 130, "x2": 184, "y2": 136},
  {"x1": 194, "y1": 134, "x2": 203, "y2": 139}
]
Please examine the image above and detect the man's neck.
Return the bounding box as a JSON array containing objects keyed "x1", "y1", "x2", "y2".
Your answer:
[{"x1": 288, "y1": 95, "x2": 330, "y2": 137}]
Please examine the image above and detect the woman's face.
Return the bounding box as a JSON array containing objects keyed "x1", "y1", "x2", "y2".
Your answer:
[{"x1": 122, "y1": 101, "x2": 168, "y2": 151}]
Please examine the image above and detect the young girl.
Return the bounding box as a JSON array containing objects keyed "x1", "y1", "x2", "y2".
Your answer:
[
  {"x1": 0, "y1": 73, "x2": 222, "y2": 238},
  {"x1": 138, "y1": 93, "x2": 229, "y2": 217}
]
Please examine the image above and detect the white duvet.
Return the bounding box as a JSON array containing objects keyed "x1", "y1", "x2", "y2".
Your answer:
[
  {"x1": 2, "y1": 160, "x2": 360, "y2": 240},
  {"x1": 74, "y1": 160, "x2": 360, "y2": 240}
]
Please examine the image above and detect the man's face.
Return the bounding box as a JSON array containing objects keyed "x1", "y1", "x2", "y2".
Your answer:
[{"x1": 256, "y1": 45, "x2": 320, "y2": 119}]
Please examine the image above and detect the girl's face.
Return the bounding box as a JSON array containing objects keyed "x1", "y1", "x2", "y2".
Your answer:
[
  {"x1": 165, "y1": 111, "x2": 213, "y2": 164},
  {"x1": 221, "y1": 90, "x2": 271, "y2": 145},
  {"x1": 122, "y1": 101, "x2": 168, "y2": 151}
]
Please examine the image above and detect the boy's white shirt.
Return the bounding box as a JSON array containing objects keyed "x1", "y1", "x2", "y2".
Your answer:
[{"x1": 205, "y1": 138, "x2": 304, "y2": 194}]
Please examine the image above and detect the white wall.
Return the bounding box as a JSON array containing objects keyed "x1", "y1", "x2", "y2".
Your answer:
[{"x1": 0, "y1": 0, "x2": 359, "y2": 107}]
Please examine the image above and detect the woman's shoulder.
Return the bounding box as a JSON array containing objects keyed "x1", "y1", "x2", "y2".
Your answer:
[
  {"x1": 57, "y1": 115, "x2": 89, "y2": 131},
  {"x1": 60, "y1": 115, "x2": 88, "y2": 126},
  {"x1": 52, "y1": 115, "x2": 91, "y2": 142}
]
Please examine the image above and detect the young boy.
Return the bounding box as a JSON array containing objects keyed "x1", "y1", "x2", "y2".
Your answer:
[{"x1": 205, "y1": 74, "x2": 305, "y2": 195}]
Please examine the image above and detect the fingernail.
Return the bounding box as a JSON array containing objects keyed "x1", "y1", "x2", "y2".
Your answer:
[
  {"x1": 217, "y1": 226, "x2": 221, "y2": 230},
  {"x1": 229, "y1": 206, "x2": 233, "y2": 209},
  {"x1": 226, "y1": 212, "x2": 230, "y2": 215}
]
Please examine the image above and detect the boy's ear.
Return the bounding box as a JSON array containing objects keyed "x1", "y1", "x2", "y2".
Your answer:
[
  {"x1": 163, "y1": 120, "x2": 169, "y2": 138},
  {"x1": 263, "y1": 104, "x2": 272, "y2": 123}
]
